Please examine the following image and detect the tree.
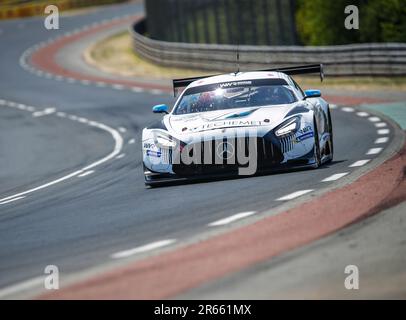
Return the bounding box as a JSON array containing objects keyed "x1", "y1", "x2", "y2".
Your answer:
[
  {"x1": 296, "y1": 0, "x2": 405, "y2": 45},
  {"x1": 361, "y1": 0, "x2": 406, "y2": 43}
]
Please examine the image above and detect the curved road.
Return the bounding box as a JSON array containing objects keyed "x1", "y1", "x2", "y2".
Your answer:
[{"x1": 0, "y1": 3, "x2": 401, "y2": 297}]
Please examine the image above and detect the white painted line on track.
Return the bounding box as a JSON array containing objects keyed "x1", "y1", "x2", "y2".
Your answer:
[
  {"x1": 367, "y1": 147, "x2": 383, "y2": 155},
  {"x1": 378, "y1": 129, "x2": 390, "y2": 135},
  {"x1": 0, "y1": 196, "x2": 25, "y2": 205},
  {"x1": 349, "y1": 160, "x2": 370, "y2": 167},
  {"x1": 342, "y1": 107, "x2": 354, "y2": 112},
  {"x1": 131, "y1": 87, "x2": 144, "y2": 93},
  {"x1": 118, "y1": 127, "x2": 127, "y2": 133},
  {"x1": 19, "y1": 17, "x2": 170, "y2": 96},
  {"x1": 0, "y1": 276, "x2": 44, "y2": 299},
  {"x1": 78, "y1": 170, "x2": 94, "y2": 177},
  {"x1": 368, "y1": 117, "x2": 381, "y2": 122},
  {"x1": 128, "y1": 139, "x2": 135, "y2": 144},
  {"x1": 208, "y1": 211, "x2": 257, "y2": 227},
  {"x1": 32, "y1": 108, "x2": 56, "y2": 117},
  {"x1": 116, "y1": 153, "x2": 126, "y2": 159},
  {"x1": 0, "y1": 100, "x2": 124, "y2": 204},
  {"x1": 276, "y1": 190, "x2": 314, "y2": 201},
  {"x1": 356, "y1": 112, "x2": 369, "y2": 117},
  {"x1": 79, "y1": 123, "x2": 123, "y2": 172},
  {"x1": 329, "y1": 104, "x2": 337, "y2": 109},
  {"x1": 111, "y1": 239, "x2": 176, "y2": 259},
  {"x1": 112, "y1": 84, "x2": 124, "y2": 90},
  {"x1": 151, "y1": 89, "x2": 163, "y2": 95},
  {"x1": 321, "y1": 172, "x2": 349, "y2": 182},
  {"x1": 26, "y1": 106, "x2": 36, "y2": 112},
  {"x1": 375, "y1": 137, "x2": 389, "y2": 144},
  {"x1": 56, "y1": 112, "x2": 66, "y2": 117},
  {"x1": 375, "y1": 122, "x2": 387, "y2": 128},
  {"x1": 0, "y1": 171, "x2": 82, "y2": 204},
  {"x1": 96, "y1": 82, "x2": 106, "y2": 87}
]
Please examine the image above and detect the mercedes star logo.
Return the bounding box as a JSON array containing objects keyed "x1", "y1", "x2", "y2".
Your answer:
[{"x1": 216, "y1": 141, "x2": 234, "y2": 160}]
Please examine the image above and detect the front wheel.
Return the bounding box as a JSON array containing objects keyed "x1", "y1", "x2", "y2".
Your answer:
[
  {"x1": 325, "y1": 106, "x2": 334, "y2": 163},
  {"x1": 312, "y1": 117, "x2": 322, "y2": 168}
]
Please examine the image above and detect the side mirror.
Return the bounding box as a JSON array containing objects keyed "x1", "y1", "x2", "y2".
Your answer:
[
  {"x1": 152, "y1": 104, "x2": 169, "y2": 114},
  {"x1": 304, "y1": 89, "x2": 321, "y2": 99}
]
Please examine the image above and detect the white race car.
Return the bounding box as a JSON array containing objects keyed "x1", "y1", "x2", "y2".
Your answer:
[{"x1": 142, "y1": 64, "x2": 333, "y2": 186}]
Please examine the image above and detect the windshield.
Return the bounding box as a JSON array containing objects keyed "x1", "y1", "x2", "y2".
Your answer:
[{"x1": 173, "y1": 79, "x2": 297, "y2": 115}]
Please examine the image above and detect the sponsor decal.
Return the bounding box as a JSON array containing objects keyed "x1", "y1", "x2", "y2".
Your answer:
[
  {"x1": 296, "y1": 131, "x2": 314, "y2": 142},
  {"x1": 146, "y1": 150, "x2": 161, "y2": 158},
  {"x1": 144, "y1": 142, "x2": 156, "y2": 149},
  {"x1": 297, "y1": 125, "x2": 312, "y2": 134},
  {"x1": 219, "y1": 81, "x2": 252, "y2": 88},
  {"x1": 192, "y1": 120, "x2": 263, "y2": 132}
]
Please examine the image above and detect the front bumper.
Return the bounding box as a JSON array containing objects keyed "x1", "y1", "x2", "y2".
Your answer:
[{"x1": 144, "y1": 133, "x2": 317, "y2": 186}]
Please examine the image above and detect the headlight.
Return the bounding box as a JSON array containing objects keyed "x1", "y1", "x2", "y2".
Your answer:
[
  {"x1": 154, "y1": 132, "x2": 177, "y2": 148},
  {"x1": 275, "y1": 117, "x2": 300, "y2": 137}
]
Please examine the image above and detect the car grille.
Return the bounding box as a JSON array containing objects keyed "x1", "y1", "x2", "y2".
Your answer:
[
  {"x1": 172, "y1": 136, "x2": 283, "y2": 176},
  {"x1": 279, "y1": 134, "x2": 295, "y2": 153}
]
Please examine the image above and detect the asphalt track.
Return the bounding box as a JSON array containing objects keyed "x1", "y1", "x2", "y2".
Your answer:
[{"x1": 0, "y1": 2, "x2": 403, "y2": 298}]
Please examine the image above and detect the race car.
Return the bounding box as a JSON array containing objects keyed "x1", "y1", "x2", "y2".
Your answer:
[{"x1": 142, "y1": 64, "x2": 333, "y2": 186}]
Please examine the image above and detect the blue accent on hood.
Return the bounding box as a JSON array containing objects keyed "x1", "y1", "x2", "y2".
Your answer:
[{"x1": 224, "y1": 108, "x2": 258, "y2": 119}]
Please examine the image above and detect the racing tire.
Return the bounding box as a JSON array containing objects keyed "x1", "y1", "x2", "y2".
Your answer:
[
  {"x1": 312, "y1": 117, "x2": 322, "y2": 169},
  {"x1": 325, "y1": 106, "x2": 334, "y2": 163}
]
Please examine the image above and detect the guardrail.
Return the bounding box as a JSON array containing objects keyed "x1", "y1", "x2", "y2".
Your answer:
[{"x1": 131, "y1": 19, "x2": 406, "y2": 76}]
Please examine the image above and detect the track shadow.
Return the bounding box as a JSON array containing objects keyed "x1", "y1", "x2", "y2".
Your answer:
[{"x1": 146, "y1": 159, "x2": 346, "y2": 189}]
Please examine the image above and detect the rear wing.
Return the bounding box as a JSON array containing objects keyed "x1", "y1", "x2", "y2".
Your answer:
[
  {"x1": 263, "y1": 64, "x2": 324, "y2": 81},
  {"x1": 172, "y1": 64, "x2": 324, "y2": 97}
]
